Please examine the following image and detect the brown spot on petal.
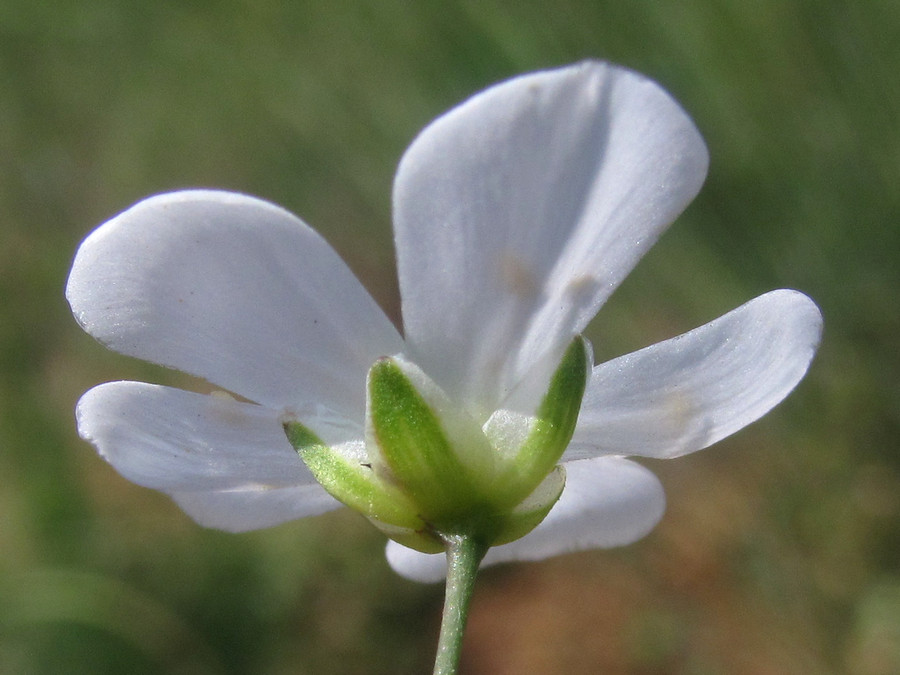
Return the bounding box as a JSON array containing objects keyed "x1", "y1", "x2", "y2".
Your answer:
[{"x1": 499, "y1": 252, "x2": 539, "y2": 299}]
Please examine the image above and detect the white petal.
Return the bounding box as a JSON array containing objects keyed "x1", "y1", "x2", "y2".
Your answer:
[
  {"x1": 394, "y1": 61, "x2": 708, "y2": 415},
  {"x1": 171, "y1": 486, "x2": 339, "y2": 533},
  {"x1": 567, "y1": 290, "x2": 823, "y2": 460},
  {"x1": 76, "y1": 381, "x2": 341, "y2": 531},
  {"x1": 67, "y1": 190, "x2": 403, "y2": 416},
  {"x1": 386, "y1": 457, "x2": 665, "y2": 582}
]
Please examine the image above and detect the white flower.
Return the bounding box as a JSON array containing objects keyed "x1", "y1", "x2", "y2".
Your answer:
[{"x1": 67, "y1": 61, "x2": 822, "y2": 583}]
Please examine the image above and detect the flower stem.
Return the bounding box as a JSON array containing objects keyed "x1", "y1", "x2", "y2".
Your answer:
[{"x1": 432, "y1": 533, "x2": 488, "y2": 675}]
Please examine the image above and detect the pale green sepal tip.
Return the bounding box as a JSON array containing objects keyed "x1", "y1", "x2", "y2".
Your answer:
[
  {"x1": 492, "y1": 465, "x2": 566, "y2": 546},
  {"x1": 283, "y1": 421, "x2": 423, "y2": 530},
  {"x1": 494, "y1": 336, "x2": 589, "y2": 505},
  {"x1": 369, "y1": 519, "x2": 445, "y2": 554},
  {"x1": 368, "y1": 359, "x2": 489, "y2": 520}
]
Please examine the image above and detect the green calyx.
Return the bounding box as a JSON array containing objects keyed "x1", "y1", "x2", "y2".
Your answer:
[{"x1": 283, "y1": 336, "x2": 590, "y2": 553}]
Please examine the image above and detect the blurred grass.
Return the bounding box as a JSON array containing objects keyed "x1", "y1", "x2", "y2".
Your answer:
[{"x1": 1, "y1": 0, "x2": 898, "y2": 673}]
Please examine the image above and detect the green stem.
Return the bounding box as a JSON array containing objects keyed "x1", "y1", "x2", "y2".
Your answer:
[{"x1": 432, "y1": 534, "x2": 488, "y2": 675}]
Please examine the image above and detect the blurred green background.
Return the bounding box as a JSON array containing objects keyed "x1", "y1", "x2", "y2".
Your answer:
[{"x1": 1, "y1": 1, "x2": 898, "y2": 673}]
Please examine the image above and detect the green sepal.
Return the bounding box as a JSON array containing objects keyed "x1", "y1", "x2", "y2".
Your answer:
[
  {"x1": 488, "y1": 336, "x2": 589, "y2": 506},
  {"x1": 283, "y1": 421, "x2": 424, "y2": 530},
  {"x1": 492, "y1": 465, "x2": 566, "y2": 546},
  {"x1": 367, "y1": 358, "x2": 491, "y2": 521}
]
